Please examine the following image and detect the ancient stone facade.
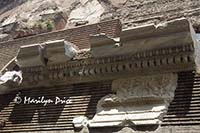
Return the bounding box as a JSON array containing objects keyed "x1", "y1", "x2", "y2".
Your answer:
[{"x1": 1, "y1": 18, "x2": 200, "y2": 133}]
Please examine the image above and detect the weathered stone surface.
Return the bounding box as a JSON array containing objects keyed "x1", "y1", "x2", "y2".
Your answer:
[
  {"x1": 16, "y1": 39, "x2": 79, "y2": 67},
  {"x1": 67, "y1": 0, "x2": 105, "y2": 28},
  {"x1": 111, "y1": 74, "x2": 177, "y2": 103},
  {"x1": 13, "y1": 19, "x2": 199, "y2": 89},
  {"x1": 45, "y1": 40, "x2": 79, "y2": 65},
  {"x1": 191, "y1": 24, "x2": 200, "y2": 73},
  {"x1": 17, "y1": 44, "x2": 47, "y2": 67},
  {"x1": 91, "y1": 18, "x2": 194, "y2": 58},
  {"x1": 0, "y1": 70, "x2": 22, "y2": 94},
  {"x1": 0, "y1": 34, "x2": 12, "y2": 42},
  {"x1": 0, "y1": 0, "x2": 73, "y2": 40},
  {"x1": 109, "y1": 0, "x2": 128, "y2": 8},
  {"x1": 0, "y1": 0, "x2": 200, "y2": 43},
  {"x1": 73, "y1": 74, "x2": 177, "y2": 128},
  {"x1": 73, "y1": 116, "x2": 89, "y2": 128},
  {"x1": 118, "y1": 126, "x2": 200, "y2": 133},
  {"x1": 1, "y1": 0, "x2": 200, "y2": 42},
  {"x1": 116, "y1": 127, "x2": 135, "y2": 133},
  {"x1": 90, "y1": 33, "x2": 120, "y2": 48}
]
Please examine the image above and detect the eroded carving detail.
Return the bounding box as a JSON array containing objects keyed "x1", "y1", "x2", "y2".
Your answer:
[
  {"x1": 89, "y1": 73, "x2": 178, "y2": 127},
  {"x1": 112, "y1": 74, "x2": 177, "y2": 103},
  {"x1": 0, "y1": 71, "x2": 22, "y2": 94}
]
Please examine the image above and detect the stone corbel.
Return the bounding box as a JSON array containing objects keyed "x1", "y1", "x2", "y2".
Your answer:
[
  {"x1": 45, "y1": 40, "x2": 79, "y2": 65},
  {"x1": 16, "y1": 39, "x2": 79, "y2": 67},
  {"x1": 16, "y1": 43, "x2": 47, "y2": 67},
  {"x1": 73, "y1": 73, "x2": 178, "y2": 128}
]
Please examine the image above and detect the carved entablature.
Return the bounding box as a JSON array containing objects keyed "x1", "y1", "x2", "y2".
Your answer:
[
  {"x1": 1, "y1": 17, "x2": 199, "y2": 129},
  {"x1": 19, "y1": 44, "x2": 193, "y2": 88},
  {"x1": 12, "y1": 18, "x2": 199, "y2": 89},
  {"x1": 1, "y1": 17, "x2": 198, "y2": 106}
]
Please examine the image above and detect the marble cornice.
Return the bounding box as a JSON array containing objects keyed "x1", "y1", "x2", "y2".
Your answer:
[
  {"x1": 19, "y1": 44, "x2": 194, "y2": 88},
  {"x1": 23, "y1": 44, "x2": 194, "y2": 72},
  {"x1": 11, "y1": 18, "x2": 200, "y2": 89}
]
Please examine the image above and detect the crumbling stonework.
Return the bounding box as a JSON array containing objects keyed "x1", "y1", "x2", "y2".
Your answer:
[
  {"x1": 1, "y1": 1, "x2": 200, "y2": 133},
  {"x1": 73, "y1": 74, "x2": 178, "y2": 128},
  {"x1": 0, "y1": 0, "x2": 200, "y2": 41}
]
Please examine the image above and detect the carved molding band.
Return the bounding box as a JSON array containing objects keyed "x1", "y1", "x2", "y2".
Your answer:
[
  {"x1": 21, "y1": 45, "x2": 191, "y2": 88},
  {"x1": 23, "y1": 44, "x2": 194, "y2": 72}
]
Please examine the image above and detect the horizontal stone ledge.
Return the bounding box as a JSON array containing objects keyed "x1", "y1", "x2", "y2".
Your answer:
[{"x1": 19, "y1": 62, "x2": 193, "y2": 89}]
